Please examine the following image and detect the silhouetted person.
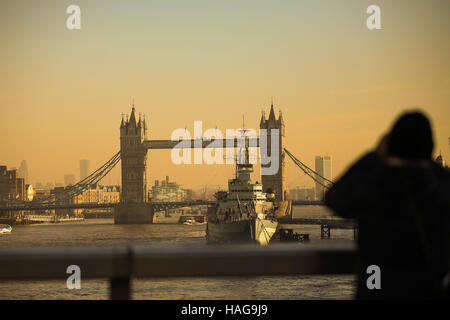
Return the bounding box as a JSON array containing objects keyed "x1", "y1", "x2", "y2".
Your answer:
[{"x1": 325, "y1": 111, "x2": 450, "y2": 299}]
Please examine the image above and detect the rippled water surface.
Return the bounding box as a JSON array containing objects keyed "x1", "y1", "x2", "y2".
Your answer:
[{"x1": 0, "y1": 206, "x2": 356, "y2": 299}]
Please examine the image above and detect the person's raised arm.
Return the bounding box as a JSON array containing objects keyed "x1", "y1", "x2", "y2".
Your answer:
[{"x1": 324, "y1": 135, "x2": 388, "y2": 219}]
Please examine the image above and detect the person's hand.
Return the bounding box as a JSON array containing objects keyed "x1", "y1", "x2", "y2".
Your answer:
[{"x1": 375, "y1": 134, "x2": 389, "y2": 159}]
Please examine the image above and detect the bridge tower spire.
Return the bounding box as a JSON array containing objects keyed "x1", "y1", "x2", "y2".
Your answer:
[{"x1": 259, "y1": 102, "x2": 286, "y2": 201}]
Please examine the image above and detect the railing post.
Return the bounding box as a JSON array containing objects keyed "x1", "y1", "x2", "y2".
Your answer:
[
  {"x1": 110, "y1": 277, "x2": 131, "y2": 300},
  {"x1": 109, "y1": 245, "x2": 133, "y2": 300}
]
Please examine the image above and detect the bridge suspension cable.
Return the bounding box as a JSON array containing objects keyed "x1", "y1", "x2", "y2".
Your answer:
[
  {"x1": 284, "y1": 148, "x2": 334, "y2": 189},
  {"x1": 59, "y1": 151, "x2": 121, "y2": 202},
  {"x1": 0, "y1": 151, "x2": 121, "y2": 206},
  {"x1": 2, "y1": 148, "x2": 332, "y2": 206}
]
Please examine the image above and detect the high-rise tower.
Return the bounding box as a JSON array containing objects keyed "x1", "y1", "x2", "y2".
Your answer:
[
  {"x1": 314, "y1": 155, "x2": 332, "y2": 200},
  {"x1": 79, "y1": 160, "x2": 90, "y2": 181},
  {"x1": 259, "y1": 103, "x2": 286, "y2": 201},
  {"x1": 18, "y1": 160, "x2": 29, "y2": 184}
]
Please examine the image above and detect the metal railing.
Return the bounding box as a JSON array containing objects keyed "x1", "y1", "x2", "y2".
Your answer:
[{"x1": 0, "y1": 243, "x2": 356, "y2": 299}]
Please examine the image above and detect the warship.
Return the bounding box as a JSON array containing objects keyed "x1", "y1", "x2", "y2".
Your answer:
[{"x1": 205, "y1": 138, "x2": 292, "y2": 245}]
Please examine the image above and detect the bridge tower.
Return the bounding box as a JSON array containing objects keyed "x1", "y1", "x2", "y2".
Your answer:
[
  {"x1": 120, "y1": 106, "x2": 148, "y2": 202},
  {"x1": 259, "y1": 103, "x2": 286, "y2": 201},
  {"x1": 114, "y1": 106, "x2": 154, "y2": 224}
]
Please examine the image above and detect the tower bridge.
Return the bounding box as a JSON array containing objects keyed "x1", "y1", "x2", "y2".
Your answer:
[
  {"x1": 0, "y1": 103, "x2": 332, "y2": 224},
  {"x1": 115, "y1": 103, "x2": 285, "y2": 224}
]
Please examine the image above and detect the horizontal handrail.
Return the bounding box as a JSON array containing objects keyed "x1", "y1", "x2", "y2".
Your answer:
[{"x1": 0, "y1": 243, "x2": 356, "y2": 280}]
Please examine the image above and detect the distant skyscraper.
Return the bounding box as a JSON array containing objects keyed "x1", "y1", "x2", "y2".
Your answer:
[
  {"x1": 323, "y1": 156, "x2": 332, "y2": 183},
  {"x1": 314, "y1": 156, "x2": 324, "y2": 200},
  {"x1": 18, "y1": 160, "x2": 29, "y2": 184},
  {"x1": 314, "y1": 156, "x2": 332, "y2": 200},
  {"x1": 79, "y1": 160, "x2": 90, "y2": 181},
  {"x1": 64, "y1": 174, "x2": 76, "y2": 186}
]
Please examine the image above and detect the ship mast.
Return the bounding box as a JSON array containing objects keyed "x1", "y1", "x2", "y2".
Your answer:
[
  {"x1": 238, "y1": 115, "x2": 250, "y2": 165},
  {"x1": 235, "y1": 115, "x2": 253, "y2": 182}
]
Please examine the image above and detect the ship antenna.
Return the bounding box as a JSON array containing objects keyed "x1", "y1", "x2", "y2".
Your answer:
[{"x1": 239, "y1": 114, "x2": 249, "y2": 165}]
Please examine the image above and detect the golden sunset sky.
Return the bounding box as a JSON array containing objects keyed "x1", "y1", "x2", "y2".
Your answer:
[{"x1": 1, "y1": 0, "x2": 449, "y2": 191}]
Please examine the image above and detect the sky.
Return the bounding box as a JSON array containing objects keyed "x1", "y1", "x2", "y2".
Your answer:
[{"x1": 0, "y1": 0, "x2": 449, "y2": 191}]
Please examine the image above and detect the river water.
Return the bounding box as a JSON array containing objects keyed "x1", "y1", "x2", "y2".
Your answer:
[{"x1": 0, "y1": 206, "x2": 356, "y2": 299}]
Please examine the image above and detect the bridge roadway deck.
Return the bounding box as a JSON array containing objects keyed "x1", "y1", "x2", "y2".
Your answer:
[
  {"x1": 0, "y1": 200, "x2": 324, "y2": 212},
  {"x1": 143, "y1": 138, "x2": 260, "y2": 149},
  {"x1": 0, "y1": 201, "x2": 215, "y2": 211},
  {"x1": 0, "y1": 203, "x2": 116, "y2": 212}
]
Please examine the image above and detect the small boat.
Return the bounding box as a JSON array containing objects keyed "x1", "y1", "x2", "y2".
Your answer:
[
  {"x1": 183, "y1": 218, "x2": 196, "y2": 225},
  {"x1": 0, "y1": 224, "x2": 12, "y2": 234},
  {"x1": 183, "y1": 217, "x2": 206, "y2": 225},
  {"x1": 178, "y1": 215, "x2": 207, "y2": 225}
]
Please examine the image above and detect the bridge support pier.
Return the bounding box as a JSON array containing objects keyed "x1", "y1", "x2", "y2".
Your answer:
[{"x1": 114, "y1": 203, "x2": 155, "y2": 224}]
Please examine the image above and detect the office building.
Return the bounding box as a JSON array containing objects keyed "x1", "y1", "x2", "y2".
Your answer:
[
  {"x1": 79, "y1": 160, "x2": 90, "y2": 181},
  {"x1": 314, "y1": 156, "x2": 332, "y2": 200},
  {"x1": 0, "y1": 165, "x2": 26, "y2": 203},
  {"x1": 18, "y1": 160, "x2": 29, "y2": 184},
  {"x1": 150, "y1": 176, "x2": 186, "y2": 202}
]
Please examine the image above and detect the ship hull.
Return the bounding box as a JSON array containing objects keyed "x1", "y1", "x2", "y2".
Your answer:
[{"x1": 206, "y1": 218, "x2": 278, "y2": 245}]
